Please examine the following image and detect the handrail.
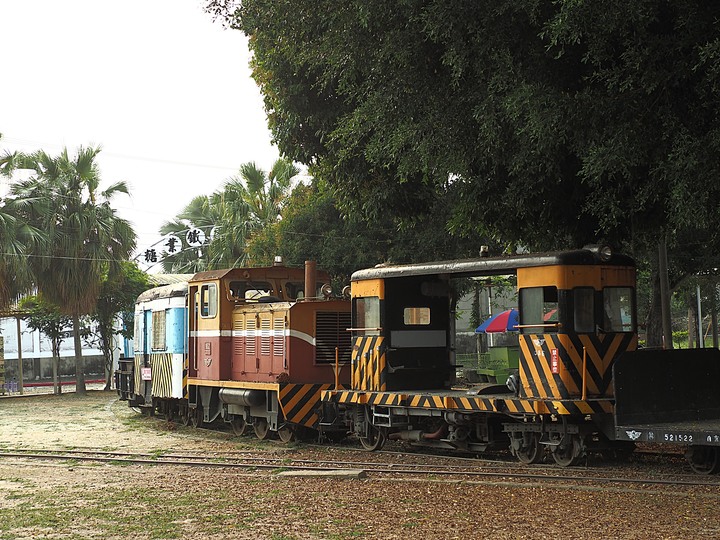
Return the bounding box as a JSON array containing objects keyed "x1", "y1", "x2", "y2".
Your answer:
[
  {"x1": 514, "y1": 323, "x2": 561, "y2": 329},
  {"x1": 346, "y1": 327, "x2": 383, "y2": 332},
  {"x1": 582, "y1": 347, "x2": 588, "y2": 400}
]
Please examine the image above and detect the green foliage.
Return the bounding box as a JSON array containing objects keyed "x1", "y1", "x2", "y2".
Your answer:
[
  {"x1": 18, "y1": 295, "x2": 71, "y2": 353},
  {"x1": 0, "y1": 145, "x2": 136, "y2": 315},
  {"x1": 1, "y1": 145, "x2": 137, "y2": 393},
  {"x1": 161, "y1": 159, "x2": 297, "y2": 272},
  {"x1": 248, "y1": 181, "x2": 484, "y2": 284},
  {"x1": 226, "y1": 0, "x2": 720, "y2": 255},
  {"x1": 91, "y1": 261, "x2": 151, "y2": 387},
  {"x1": 206, "y1": 0, "x2": 720, "y2": 347}
]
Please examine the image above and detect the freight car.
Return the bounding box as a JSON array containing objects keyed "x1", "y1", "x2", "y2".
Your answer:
[
  {"x1": 320, "y1": 245, "x2": 720, "y2": 474},
  {"x1": 120, "y1": 260, "x2": 351, "y2": 441}
]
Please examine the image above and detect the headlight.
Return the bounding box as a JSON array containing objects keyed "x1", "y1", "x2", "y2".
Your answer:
[
  {"x1": 583, "y1": 244, "x2": 613, "y2": 262},
  {"x1": 599, "y1": 245, "x2": 613, "y2": 261},
  {"x1": 321, "y1": 283, "x2": 333, "y2": 298}
]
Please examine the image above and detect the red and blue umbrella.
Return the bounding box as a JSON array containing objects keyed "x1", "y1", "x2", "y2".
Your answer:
[{"x1": 475, "y1": 308, "x2": 519, "y2": 333}]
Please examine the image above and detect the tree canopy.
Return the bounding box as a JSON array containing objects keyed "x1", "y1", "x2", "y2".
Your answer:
[
  {"x1": 208, "y1": 0, "x2": 720, "y2": 254},
  {"x1": 160, "y1": 159, "x2": 297, "y2": 272},
  {"x1": 0, "y1": 145, "x2": 137, "y2": 392}
]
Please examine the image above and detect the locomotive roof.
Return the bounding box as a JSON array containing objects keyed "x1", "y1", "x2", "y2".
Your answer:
[
  {"x1": 351, "y1": 247, "x2": 635, "y2": 281},
  {"x1": 146, "y1": 273, "x2": 195, "y2": 286},
  {"x1": 136, "y1": 281, "x2": 189, "y2": 303},
  {"x1": 190, "y1": 265, "x2": 330, "y2": 282}
]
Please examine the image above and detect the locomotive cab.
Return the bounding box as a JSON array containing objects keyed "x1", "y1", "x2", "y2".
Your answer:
[
  {"x1": 515, "y1": 262, "x2": 637, "y2": 401},
  {"x1": 352, "y1": 275, "x2": 454, "y2": 392}
]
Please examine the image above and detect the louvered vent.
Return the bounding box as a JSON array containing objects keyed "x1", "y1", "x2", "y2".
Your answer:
[
  {"x1": 273, "y1": 318, "x2": 285, "y2": 357},
  {"x1": 260, "y1": 318, "x2": 271, "y2": 356},
  {"x1": 233, "y1": 318, "x2": 244, "y2": 356},
  {"x1": 315, "y1": 311, "x2": 352, "y2": 364},
  {"x1": 245, "y1": 319, "x2": 256, "y2": 356}
]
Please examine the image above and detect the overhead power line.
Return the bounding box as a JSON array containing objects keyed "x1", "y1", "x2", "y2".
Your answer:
[{"x1": 1, "y1": 136, "x2": 240, "y2": 172}]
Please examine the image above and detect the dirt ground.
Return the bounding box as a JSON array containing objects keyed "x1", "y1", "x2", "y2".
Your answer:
[{"x1": 1, "y1": 391, "x2": 720, "y2": 539}]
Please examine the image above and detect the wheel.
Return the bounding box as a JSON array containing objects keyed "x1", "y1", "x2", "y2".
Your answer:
[
  {"x1": 686, "y1": 446, "x2": 720, "y2": 475},
  {"x1": 179, "y1": 405, "x2": 191, "y2": 427},
  {"x1": 512, "y1": 432, "x2": 543, "y2": 465},
  {"x1": 190, "y1": 406, "x2": 203, "y2": 428},
  {"x1": 254, "y1": 418, "x2": 271, "y2": 440},
  {"x1": 231, "y1": 416, "x2": 249, "y2": 436},
  {"x1": 551, "y1": 435, "x2": 582, "y2": 467},
  {"x1": 277, "y1": 424, "x2": 295, "y2": 443},
  {"x1": 359, "y1": 425, "x2": 386, "y2": 451}
]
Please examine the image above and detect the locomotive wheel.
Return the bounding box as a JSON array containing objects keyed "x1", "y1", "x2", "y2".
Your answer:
[
  {"x1": 360, "y1": 425, "x2": 386, "y2": 451},
  {"x1": 277, "y1": 424, "x2": 295, "y2": 443},
  {"x1": 514, "y1": 433, "x2": 543, "y2": 465},
  {"x1": 190, "y1": 406, "x2": 203, "y2": 428},
  {"x1": 254, "y1": 418, "x2": 271, "y2": 440},
  {"x1": 179, "y1": 405, "x2": 190, "y2": 426},
  {"x1": 551, "y1": 435, "x2": 582, "y2": 467},
  {"x1": 231, "y1": 416, "x2": 249, "y2": 436},
  {"x1": 686, "y1": 446, "x2": 720, "y2": 475}
]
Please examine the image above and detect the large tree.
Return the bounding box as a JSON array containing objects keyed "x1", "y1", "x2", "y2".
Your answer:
[
  {"x1": 1, "y1": 146, "x2": 136, "y2": 394},
  {"x1": 210, "y1": 0, "x2": 720, "y2": 345},
  {"x1": 161, "y1": 159, "x2": 297, "y2": 272}
]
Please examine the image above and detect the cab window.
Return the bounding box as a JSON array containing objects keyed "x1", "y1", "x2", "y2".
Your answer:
[
  {"x1": 573, "y1": 288, "x2": 595, "y2": 333},
  {"x1": 603, "y1": 287, "x2": 634, "y2": 332},
  {"x1": 200, "y1": 284, "x2": 217, "y2": 318},
  {"x1": 404, "y1": 307, "x2": 430, "y2": 325},
  {"x1": 151, "y1": 310, "x2": 167, "y2": 350},
  {"x1": 520, "y1": 286, "x2": 558, "y2": 333},
  {"x1": 354, "y1": 297, "x2": 380, "y2": 336}
]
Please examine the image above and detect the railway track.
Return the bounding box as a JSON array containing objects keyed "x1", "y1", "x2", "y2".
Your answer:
[{"x1": 2, "y1": 447, "x2": 720, "y2": 491}]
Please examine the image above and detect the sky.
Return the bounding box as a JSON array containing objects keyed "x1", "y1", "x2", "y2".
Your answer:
[{"x1": 0, "y1": 0, "x2": 279, "y2": 271}]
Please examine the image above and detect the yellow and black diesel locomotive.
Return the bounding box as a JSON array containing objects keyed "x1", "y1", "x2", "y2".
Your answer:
[{"x1": 320, "y1": 245, "x2": 720, "y2": 473}]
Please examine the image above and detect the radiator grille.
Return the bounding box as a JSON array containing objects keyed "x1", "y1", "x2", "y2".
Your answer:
[{"x1": 315, "y1": 312, "x2": 352, "y2": 364}]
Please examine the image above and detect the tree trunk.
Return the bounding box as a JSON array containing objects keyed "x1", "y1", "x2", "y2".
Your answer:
[
  {"x1": 72, "y1": 314, "x2": 86, "y2": 395},
  {"x1": 645, "y1": 269, "x2": 664, "y2": 348},
  {"x1": 658, "y1": 236, "x2": 673, "y2": 349},
  {"x1": 52, "y1": 339, "x2": 61, "y2": 395},
  {"x1": 104, "y1": 353, "x2": 112, "y2": 391},
  {"x1": 713, "y1": 308, "x2": 718, "y2": 349}
]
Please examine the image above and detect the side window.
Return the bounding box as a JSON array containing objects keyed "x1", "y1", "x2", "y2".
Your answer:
[
  {"x1": 200, "y1": 283, "x2": 217, "y2": 318},
  {"x1": 354, "y1": 297, "x2": 380, "y2": 336},
  {"x1": 603, "y1": 287, "x2": 634, "y2": 332},
  {"x1": 403, "y1": 307, "x2": 430, "y2": 325},
  {"x1": 151, "y1": 310, "x2": 167, "y2": 350},
  {"x1": 574, "y1": 288, "x2": 595, "y2": 333},
  {"x1": 519, "y1": 286, "x2": 558, "y2": 333}
]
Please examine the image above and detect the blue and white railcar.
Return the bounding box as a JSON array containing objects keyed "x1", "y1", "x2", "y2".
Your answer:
[{"x1": 132, "y1": 282, "x2": 188, "y2": 412}]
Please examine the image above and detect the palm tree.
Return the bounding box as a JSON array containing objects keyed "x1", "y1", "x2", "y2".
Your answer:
[
  {"x1": 161, "y1": 158, "x2": 298, "y2": 271},
  {"x1": 159, "y1": 195, "x2": 217, "y2": 273},
  {"x1": 1, "y1": 146, "x2": 136, "y2": 394},
  {"x1": 0, "y1": 141, "x2": 46, "y2": 308},
  {"x1": 210, "y1": 159, "x2": 297, "y2": 268}
]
